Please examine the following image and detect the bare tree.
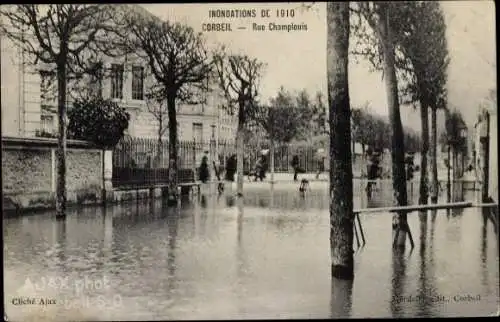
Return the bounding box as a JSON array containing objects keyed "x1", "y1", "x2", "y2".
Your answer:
[
  {"x1": 327, "y1": 1, "x2": 355, "y2": 279},
  {"x1": 146, "y1": 94, "x2": 168, "y2": 145},
  {"x1": 123, "y1": 9, "x2": 213, "y2": 205},
  {"x1": 213, "y1": 49, "x2": 265, "y2": 197},
  {"x1": 0, "y1": 4, "x2": 129, "y2": 218},
  {"x1": 145, "y1": 87, "x2": 169, "y2": 167}
]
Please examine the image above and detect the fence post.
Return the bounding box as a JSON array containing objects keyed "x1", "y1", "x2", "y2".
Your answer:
[
  {"x1": 102, "y1": 149, "x2": 113, "y2": 204},
  {"x1": 51, "y1": 148, "x2": 56, "y2": 193},
  {"x1": 192, "y1": 139, "x2": 197, "y2": 182},
  {"x1": 210, "y1": 137, "x2": 216, "y2": 182}
]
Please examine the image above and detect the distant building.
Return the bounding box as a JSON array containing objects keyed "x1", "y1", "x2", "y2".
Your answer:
[
  {"x1": 473, "y1": 104, "x2": 497, "y2": 202},
  {"x1": 0, "y1": 8, "x2": 237, "y2": 143}
]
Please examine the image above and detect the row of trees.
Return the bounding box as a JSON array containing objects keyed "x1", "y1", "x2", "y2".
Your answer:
[
  {"x1": 246, "y1": 85, "x2": 423, "y2": 159},
  {"x1": 351, "y1": 104, "x2": 422, "y2": 154},
  {"x1": 250, "y1": 88, "x2": 325, "y2": 142},
  {"x1": 326, "y1": 1, "x2": 451, "y2": 279}
]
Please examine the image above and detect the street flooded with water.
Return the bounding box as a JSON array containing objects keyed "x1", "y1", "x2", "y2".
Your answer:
[{"x1": 3, "y1": 183, "x2": 499, "y2": 320}]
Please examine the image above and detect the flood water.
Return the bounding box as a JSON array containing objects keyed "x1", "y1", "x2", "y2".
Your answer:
[{"x1": 3, "y1": 182, "x2": 499, "y2": 320}]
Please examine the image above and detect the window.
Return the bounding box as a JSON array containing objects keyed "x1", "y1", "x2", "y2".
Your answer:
[
  {"x1": 110, "y1": 64, "x2": 124, "y2": 99},
  {"x1": 131, "y1": 66, "x2": 144, "y2": 100},
  {"x1": 193, "y1": 123, "x2": 203, "y2": 142},
  {"x1": 41, "y1": 114, "x2": 55, "y2": 133},
  {"x1": 90, "y1": 62, "x2": 103, "y2": 98},
  {"x1": 40, "y1": 70, "x2": 54, "y2": 106}
]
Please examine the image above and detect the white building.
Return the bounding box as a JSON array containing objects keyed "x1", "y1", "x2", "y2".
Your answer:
[{"x1": 0, "y1": 7, "x2": 237, "y2": 143}]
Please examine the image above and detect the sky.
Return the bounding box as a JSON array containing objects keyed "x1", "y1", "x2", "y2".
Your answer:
[{"x1": 141, "y1": 1, "x2": 496, "y2": 131}]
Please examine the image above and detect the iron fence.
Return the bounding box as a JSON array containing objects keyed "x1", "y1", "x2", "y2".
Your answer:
[
  {"x1": 241, "y1": 143, "x2": 327, "y2": 174},
  {"x1": 113, "y1": 137, "x2": 480, "y2": 196},
  {"x1": 112, "y1": 137, "x2": 386, "y2": 188},
  {"x1": 112, "y1": 137, "x2": 235, "y2": 188}
]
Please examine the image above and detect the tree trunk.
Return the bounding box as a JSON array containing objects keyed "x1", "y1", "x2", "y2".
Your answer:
[
  {"x1": 447, "y1": 144, "x2": 451, "y2": 203},
  {"x1": 330, "y1": 278, "x2": 353, "y2": 318},
  {"x1": 236, "y1": 111, "x2": 245, "y2": 197},
  {"x1": 461, "y1": 152, "x2": 465, "y2": 178},
  {"x1": 55, "y1": 59, "x2": 68, "y2": 219},
  {"x1": 378, "y1": 4, "x2": 408, "y2": 248},
  {"x1": 419, "y1": 103, "x2": 429, "y2": 205},
  {"x1": 327, "y1": 1, "x2": 354, "y2": 280},
  {"x1": 167, "y1": 94, "x2": 178, "y2": 205},
  {"x1": 352, "y1": 139, "x2": 356, "y2": 161},
  {"x1": 430, "y1": 107, "x2": 438, "y2": 203}
]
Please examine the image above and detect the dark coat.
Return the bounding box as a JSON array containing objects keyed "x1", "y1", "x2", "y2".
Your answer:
[
  {"x1": 199, "y1": 156, "x2": 210, "y2": 183},
  {"x1": 225, "y1": 155, "x2": 237, "y2": 181}
]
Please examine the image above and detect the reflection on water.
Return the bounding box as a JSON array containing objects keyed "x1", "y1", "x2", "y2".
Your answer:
[
  {"x1": 330, "y1": 277, "x2": 353, "y2": 318},
  {"x1": 3, "y1": 185, "x2": 499, "y2": 320},
  {"x1": 390, "y1": 248, "x2": 407, "y2": 318}
]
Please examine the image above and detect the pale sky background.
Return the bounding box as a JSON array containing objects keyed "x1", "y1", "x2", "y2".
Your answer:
[{"x1": 141, "y1": 1, "x2": 496, "y2": 131}]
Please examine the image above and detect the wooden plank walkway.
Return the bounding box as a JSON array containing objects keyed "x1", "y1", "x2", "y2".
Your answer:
[
  {"x1": 354, "y1": 201, "x2": 497, "y2": 214},
  {"x1": 352, "y1": 201, "x2": 498, "y2": 249}
]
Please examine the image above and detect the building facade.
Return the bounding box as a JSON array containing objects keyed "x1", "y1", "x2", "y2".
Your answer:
[
  {"x1": 1, "y1": 14, "x2": 237, "y2": 143},
  {"x1": 473, "y1": 104, "x2": 497, "y2": 202}
]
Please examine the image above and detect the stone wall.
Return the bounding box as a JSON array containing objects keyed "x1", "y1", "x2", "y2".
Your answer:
[
  {"x1": 2, "y1": 137, "x2": 106, "y2": 213},
  {"x1": 2, "y1": 148, "x2": 52, "y2": 194},
  {"x1": 66, "y1": 150, "x2": 102, "y2": 191}
]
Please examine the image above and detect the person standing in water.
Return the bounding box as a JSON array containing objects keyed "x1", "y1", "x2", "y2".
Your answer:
[
  {"x1": 199, "y1": 154, "x2": 210, "y2": 183},
  {"x1": 291, "y1": 154, "x2": 300, "y2": 181},
  {"x1": 225, "y1": 154, "x2": 237, "y2": 182}
]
